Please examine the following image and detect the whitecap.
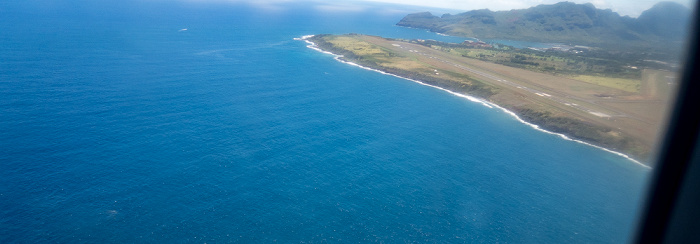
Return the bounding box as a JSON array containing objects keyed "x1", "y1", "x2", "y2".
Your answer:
[{"x1": 296, "y1": 35, "x2": 650, "y2": 169}]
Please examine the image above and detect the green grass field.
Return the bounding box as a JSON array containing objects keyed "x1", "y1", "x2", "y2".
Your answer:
[{"x1": 569, "y1": 75, "x2": 641, "y2": 93}]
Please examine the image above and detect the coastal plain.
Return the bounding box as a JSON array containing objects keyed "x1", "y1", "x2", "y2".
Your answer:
[{"x1": 309, "y1": 34, "x2": 676, "y2": 164}]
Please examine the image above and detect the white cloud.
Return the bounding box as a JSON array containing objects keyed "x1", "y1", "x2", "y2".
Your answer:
[
  {"x1": 314, "y1": 3, "x2": 368, "y2": 12},
  {"x1": 178, "y1": 0, "x2": 695, "y2": 17},
  {"x1": 359, "y1": 0, "x2": 695, "y2": 17}
]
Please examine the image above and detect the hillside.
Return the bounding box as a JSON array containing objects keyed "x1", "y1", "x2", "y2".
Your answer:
[{"x1": 397, "y1": 1, "x2": 691, "y2": 60}]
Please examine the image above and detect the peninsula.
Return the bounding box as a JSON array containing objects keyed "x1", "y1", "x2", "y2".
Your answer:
[{"x1": 306, "y1": 34, "x2": 677, "y2": 165}]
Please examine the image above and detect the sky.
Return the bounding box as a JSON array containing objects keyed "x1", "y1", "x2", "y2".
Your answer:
[
  {"x1": 200, "y1": 0, "x2": 694, "y2": 17},
  {"x1": 360, "y1": 0, "x2": 694, "y2": 17}
]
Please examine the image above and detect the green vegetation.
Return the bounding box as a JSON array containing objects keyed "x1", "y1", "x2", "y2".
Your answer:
[
  {"x1": 411, "y1": 38, "x2": 646, "y2": 92},
  {"x1": 569, "y1": 75, "x2": 640, "y2": 93},
  {"x1": 416, "y1": 39, "x2": 643, "y2": 80},
  {"x1": 308, "y1": 34, "x2": 667, "y2": 163},
  {"x1": 397, "y1": 2, "x2": 691, "y2": 62},
  {"x1": 510, "y1": 107, "x2": 647, "y2": 158},
  {"x1": 310, "y1": 34, "x2": 498, "y2": 98}
]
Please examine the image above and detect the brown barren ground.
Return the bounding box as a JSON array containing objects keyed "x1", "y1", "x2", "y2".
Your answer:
[{"x1": 315, "y1": 34, "x2": 677, "y2": 165}]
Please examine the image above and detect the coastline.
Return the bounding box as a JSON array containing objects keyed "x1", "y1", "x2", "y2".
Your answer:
[{"x1": 297, "y1": 35, "x2": 650, "y2": 169}]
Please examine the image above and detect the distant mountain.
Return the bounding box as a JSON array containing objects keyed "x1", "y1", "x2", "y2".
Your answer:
[
  {"x1": 635, "y1": 1, "x2": 692, "y2": 40},
  {"x1": 397, "y1": 1, "x2": 691, "y2": 55}
]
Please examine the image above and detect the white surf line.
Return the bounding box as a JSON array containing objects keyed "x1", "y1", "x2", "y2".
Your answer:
[
  {"x1": 487, "y1": 102, "x2": 650, "y2": 169},
  {"x1": 296, "y1": 35, "x2": 650, "y2": 169}
]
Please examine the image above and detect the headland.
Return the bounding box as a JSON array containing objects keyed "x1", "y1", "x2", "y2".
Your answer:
[{"x1": 301, "y1": 34, "x2": 678, "y2": 166}]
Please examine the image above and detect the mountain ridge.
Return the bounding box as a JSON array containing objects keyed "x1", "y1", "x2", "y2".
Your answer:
[{"x1": 397, "y1": 1, "x2": 690, "y2": 59}]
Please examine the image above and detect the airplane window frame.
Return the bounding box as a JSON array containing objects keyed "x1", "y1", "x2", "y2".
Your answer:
[{"x1": 633, "y1": 2, "x2": 700, "y2": 243}]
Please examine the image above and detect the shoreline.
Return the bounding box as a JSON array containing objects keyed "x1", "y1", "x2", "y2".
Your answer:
[{"x1": 296, "y1": 35, "x2": 650, "y2": 169}]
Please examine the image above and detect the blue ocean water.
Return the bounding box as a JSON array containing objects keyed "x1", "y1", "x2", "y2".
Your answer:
[{"x1": 0, "y1": 1, "x2": 650, "y2": 243}]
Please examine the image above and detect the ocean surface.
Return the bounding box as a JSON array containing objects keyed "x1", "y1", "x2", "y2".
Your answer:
[{"x1": 1, "y1": 1, "x2": 651, "y2": 243}]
